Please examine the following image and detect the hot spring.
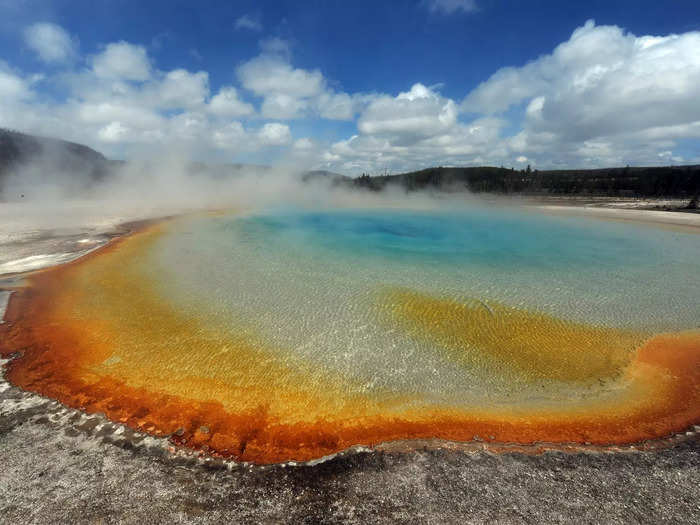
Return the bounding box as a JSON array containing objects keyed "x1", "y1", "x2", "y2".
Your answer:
[{"x1": 2, "y1": 205, "x2": 699, "y2": 463}]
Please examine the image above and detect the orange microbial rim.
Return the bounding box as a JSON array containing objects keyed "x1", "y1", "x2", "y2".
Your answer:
[{"x1": 1, "y1": 221, "x2": 698, "y2": 465}]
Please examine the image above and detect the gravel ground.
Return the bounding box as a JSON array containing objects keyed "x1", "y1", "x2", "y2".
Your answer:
[{"x1": 1, "y1": 376, "x2": 698, "y2": 525}]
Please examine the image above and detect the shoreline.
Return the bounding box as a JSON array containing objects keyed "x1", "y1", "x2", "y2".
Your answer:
[
  {"x1": 529, "y1": 203, "x2": 700, "y2": 233},
  {"x1": 1, "y1": 204, "x2": 698, "y2": 522},
  {"x1": 1, "y1": 344, "x2": 699, "y2": 468},
  {"x1": 0, "y1": 217, "x2": 167, "y2": 322},
  {"x1": 1, "y1": 206, "x2": 699, "y2": 465},
  {"x1": 1, "y1": 349, "x2": 699, "y2": 524}
]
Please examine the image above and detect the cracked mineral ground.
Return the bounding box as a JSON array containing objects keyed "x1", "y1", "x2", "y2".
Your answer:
[{"x1": 1, "y1": 363, "x2": 699, "y2": 524}]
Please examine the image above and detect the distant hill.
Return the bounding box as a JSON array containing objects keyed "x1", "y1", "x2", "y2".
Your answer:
[
  {"x1": 0, "y1": 129, "x2": 287, "y2": 198},
  {"x1": 350, "y1": 165, "x2": 700, "y2": 199},
  {"x1": 0, "y1": 129, "x2": 336, "y2": 192},
  {"x1": 0, "y1": 128, "x2": 111, "y2": 184},
  {"x1": 300, "y1": 170, "x2": 350, "y2": 184}
]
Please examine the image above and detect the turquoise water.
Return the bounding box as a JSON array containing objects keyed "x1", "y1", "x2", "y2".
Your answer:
[
  {"x1": 139, "y1": 206, "x2": 700, "y2": 403},
  {"x1": 239, "y1": 208, "x2": 661, "y2": 270}
]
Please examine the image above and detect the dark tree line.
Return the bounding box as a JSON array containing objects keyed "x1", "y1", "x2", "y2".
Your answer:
[{"x1": 350, "y1": 165, "x2": 700, "y2": 199}]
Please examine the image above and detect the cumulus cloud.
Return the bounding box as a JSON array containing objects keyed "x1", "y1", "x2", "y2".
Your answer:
[
  {"x1": 258, "y1": 36, "x2": 292, "y2": 58},
  {"x1": 92, "y1": 41, "x2": 151, "y2": 81},
  {"x1": 236, "y1": 41, "x2": 362, "y2": 120},
  {"x1": 212, "y1": 121, "x2": 247, "y2": 150},
  {"x1": 208, "y1": 86, "x2": 255, "y2": 117},
  {"x1": 293, "y1": 137, "x2": 314, "y2": 150},
  {"x1": 425, "y1": 0, "x2": 478, "y2": 15},
  {"x1": 0, "y1": 63, "x2": 31, "y2": 101},
  {"x1": 259, "y1": 93, "x2": 308, "y2": 120},
  {"x1": 464, "y1": 20, "x2": 700, "y2": 131},
  {"x1": 326, "y1": 114, "x2": 506, "y2": 173},
  {"x1": 235, "y1": 14, "x2": 262, "y2": 32},
  {"x1": 358, "y1": 83, "x2": 457, "y2": 139},
  {"x1": 238, "y1": 55, "x2": 324, "y2": 99},
  {"x1": 316, "y1": 92, "x2": 355, "y2": 120},
  {"x1": 152, "y1": 69, "x2": 210, "y2": 109},
  {"x1": 24, "y1": 22, "x2": 77, "y2": 63},
  {"x1": 97, "y1": 121, "x2": 130, "y2": 143},
  {"x1": 460, "y1": 20, "x2": 700, "y2": 167},
  {"x1": 236, "y1": 39, "x2": 322, "y2": 120},
  {"x1": 317, "y1": 83, "x2": 511, "y2": 172},
  {"x1": 77, "y1": 101, "x2": 164, "y2": 129},
  {"x1": 4, "y1": 19, "x2": 700, "y2": 173},
  {"x1": 318, "y1": 16, "x2": 700, "y2": 173},
  {"x1": 257, "y1": 122, "x2": 292, "y2": 146},
  {"x1": 0, "y1": 37, "x2": 282, "y2": 159}
]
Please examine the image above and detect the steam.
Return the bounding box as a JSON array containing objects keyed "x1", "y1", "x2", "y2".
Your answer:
[
  {"x1": 0, "y1": 144, "x2": 485, "y2": 264},
  {"x1": 0, "y1": 145, "x2": 481, "y2": 216}
]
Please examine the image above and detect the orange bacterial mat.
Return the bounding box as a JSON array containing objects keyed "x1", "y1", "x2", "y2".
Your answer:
[{"x1": 1, "y1": 220, "x2": 699, "y2": 464}]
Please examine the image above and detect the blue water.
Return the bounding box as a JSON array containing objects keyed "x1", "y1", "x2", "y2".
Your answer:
[
  {"x1": 141, "y1": 206, "x2": 699, "y2": 400},
  {"x1": 234, "y1": 208, "x2": 669, "y2": 272},
  {"x1": 150, "y1": 206, "x2": 699, "y2": 343}
]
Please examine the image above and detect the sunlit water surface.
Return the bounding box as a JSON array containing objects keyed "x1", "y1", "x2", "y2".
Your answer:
[
  {"x1": 142, "y1": 208, "x2": 699, "y2": 401},
  {"x1": 4, "y1": 205, "x2": 699, "y2": 463}
]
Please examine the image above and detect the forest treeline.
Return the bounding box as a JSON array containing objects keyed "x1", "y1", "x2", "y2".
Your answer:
[{"x1": 350, "y1": 165, "x2": 700, "y2": 199}]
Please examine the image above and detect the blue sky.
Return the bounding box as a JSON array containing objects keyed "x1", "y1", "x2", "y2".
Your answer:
[{"x1": 1, "y1": 0, "x2": 699, "y2": 173}]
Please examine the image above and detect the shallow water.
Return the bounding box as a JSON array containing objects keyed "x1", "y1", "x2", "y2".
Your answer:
[
  {"x1": 141, "y1": 208, "x2": 699, "y2": 400},
  {"x1": 3, "y1": 206, "x2": 699, "y2": 463},
  {"x1": 155, "y1": 207, "x2": 700, "y2": 328}
]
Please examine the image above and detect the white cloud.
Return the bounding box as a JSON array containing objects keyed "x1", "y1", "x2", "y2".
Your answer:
[
  {"x1": 259, "y1": 37, "x2": 291, "y2": 58},
  {"x1": 153, "y1": 69, "x2": 209, "y2": 109},
  {"x1": 293, "y1": 137, "x2": 314, "y2": 150},
  {"x1": 76, "y1": 101, "x2": 164, "y2": 129},
  {"x1": 237, "y1": 47, "x2": 362, "y2": 120},
  {"x1": 0, "y1": 36, "x2": 278, "y2": 158},
  {"x1": 257, "y1": 123, "x2": 292, "y2": 146},
  {"x1": 97, "y1": 121, "x2": 129, "y2": 143},
  {"x1": 259, "y1": 93, "x2": 310, "y2": 120},
  {"x1": 459, "y1": 20, "x2": 700, "y2": 167},
  {"x1": 238, "y1": 55, "x2": 324, "y2": 99},
  {"x1": 208, "y1": 86, "x2": 254, "y2": 117},
  {"x1": 168, "y1": 111, "x2": 210, "y2": 142},
  {"x1": 464, "y1": 20, "x2": 700, "y2": 135},
  {"x1": 23, "y1": 22, "x2": 77, "y2": 63},
  {"x1": 5, "y1": 19, "x2": 700, "y2": 172},
  {"x1": 317, "y1": 92, "x2": 356, "y2": 120},
  {"x1": 0, "y1": 64, "x2": 30, "y2": 101},
  {"x1": 64, "y1": 65, "x2": 211, "y2": 112},
  {"x1": 326, "y1": 112, "x2": 506, "y2": 173},
  {"x1": 212, "y1": 121, "x2": 247, "y2": 149},
  {"x1": 235, "y1": 14, "x2": 262, "y2": 32},
  {"x1": 358, "y1": 83, "x2": 457, "y2": 139},
  {"x1": 92, "y1": 41, "x2": 151, "y2": 81},
  {"x1": 425, "y1": 0, "x2": 478, "y2": 15}
]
